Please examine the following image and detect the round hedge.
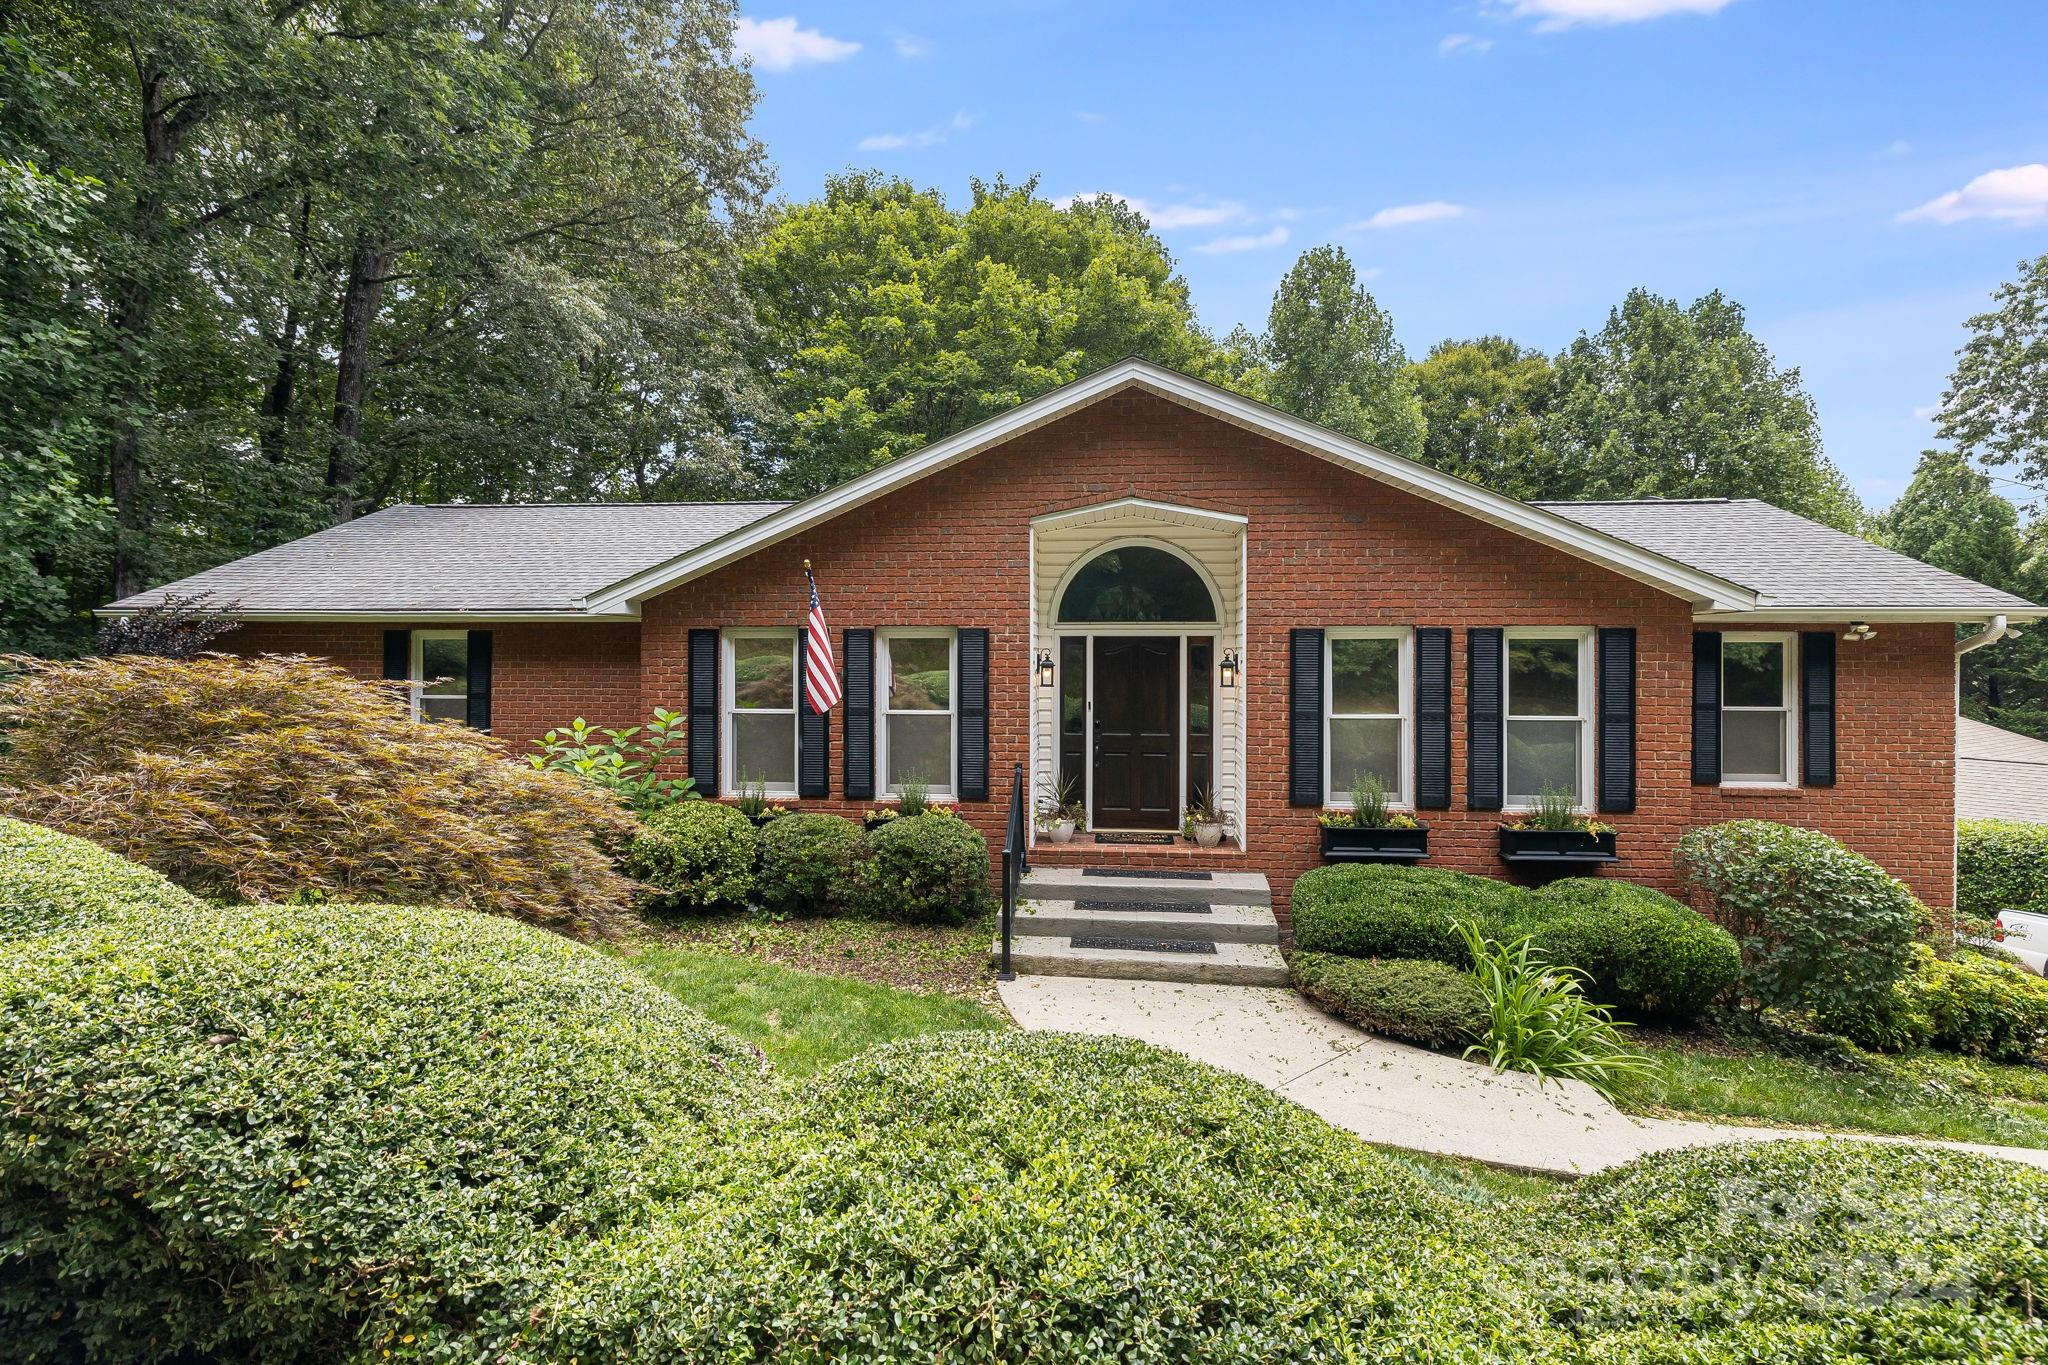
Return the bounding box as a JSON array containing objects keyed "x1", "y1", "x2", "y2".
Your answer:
[
  {"x1": 625, "y1": 799, "x2": 758, "y2": 912},
  {"x1": 1959, "y1": 817, "x2": 2048, "y2": 920},
  {"x1": 863, "y1": 811, "x2": 990, "y2": 925},
  {"x1": 0, "y1": 814, "x2": 202, "y2": 935},
  {"x1": 0, "y1": 819, "x2": 767, "y2": 1363},
  {"x1": 521, "y1": 1031, "x2": 1538, "y2": 1362},
  {"x1": 1291, "y1": 865, "x2": 1523, "y2": 963},
  {"x1": 1530, "y1": 1140, "x2": 2048, "y2": 1361},
  {"x1": 755, "y1": 811, "x2": 871, "y2": 918},
  {"x1": 1288, "y1": 951, "x2": 1489, "y2": 1050}
]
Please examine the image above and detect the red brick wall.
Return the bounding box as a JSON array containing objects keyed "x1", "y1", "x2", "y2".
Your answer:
[{"x1": 635, "y1": 394, "x2": 1960, "y2": 923}]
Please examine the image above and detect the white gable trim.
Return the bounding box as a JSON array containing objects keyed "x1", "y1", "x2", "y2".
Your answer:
[
  {"x1": 584, "y1": 359, "x2": 1757, "y2": 615},
  {"x1": 1029, "y1": 496, "x2": 1250, "y2": 530}
]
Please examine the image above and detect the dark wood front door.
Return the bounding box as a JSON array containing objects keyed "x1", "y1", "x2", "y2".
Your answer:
[{"x1": 1092, "y1": 636, "x2": 1179, "y2": 829}]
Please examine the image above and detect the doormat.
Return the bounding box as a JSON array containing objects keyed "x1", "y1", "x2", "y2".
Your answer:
[
  {"x1": 1071, "y1": 935, "x2": 1218, "y2": 955},
  {"x1": 1082, "y1": 868, "x2": 1212, "y2": 881},
  {"x1": 1076, "y1": 898, "x2": 1213, "y2": 914},
  {"x1": 1091, "y1": 831, "x2": 1175, "y2": 845}
]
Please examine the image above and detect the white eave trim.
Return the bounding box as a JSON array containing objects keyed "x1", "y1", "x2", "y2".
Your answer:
[
  {"x1": 93, "y1": 607, "x2": 642, "y2": 623},
  {"x1": 1029, "y1": 496, "x2": 1250, "y2": 528},
  {"x1": 584, "y1": 359, "x2": 1758, "y2": 615},
  {"x1": 1692, "y1": 605, "x2": 2048, "y2": 624}
]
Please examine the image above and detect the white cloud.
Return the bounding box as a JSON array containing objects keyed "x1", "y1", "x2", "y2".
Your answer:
[
  {"x1": 1879, "y1": 139, "x2": 1913, "y2": 160},
  {"x1": 1060, "y1": 192, "x2": 1247, "y2": 230},
  {"x1": 1348, "y1": 200, "x2": 1469, "y2": 230},
  {"x1": 1074, "y1": 110, "x2": 1108, "y2": 125},
  {"x1": 1358, "y1": 265, "x2": 1386, "y2": 281},
  {"x1": 1193, "y1": 225, "x2": 1290, "y2": 254},
  {"x1": 1438, "y1": 32, "x2": 1495, "y2": 56},
  {"x1": 892, "y1": 31, "x2": 930, "y2": 59},
  {"x1": 734, "y1": 16, "x2": 860, "y2": 71},
  {"x1": 858, "y1": 110, "x2": 977, "y2": 152},
  {"x1": 1490, "y1": 0, "x2": 1734, "y2": 31},
  {"x1": 1899, "y1": 163, "x2": 2048, "y2": 226}
]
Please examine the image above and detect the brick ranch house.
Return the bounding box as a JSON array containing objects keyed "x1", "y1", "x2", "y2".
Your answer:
[{"x1": 107, "y1": 360, "x2": 2043, "y2": 924}]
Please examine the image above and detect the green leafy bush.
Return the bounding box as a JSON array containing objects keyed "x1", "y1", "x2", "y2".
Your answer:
[
  {"x1": 528, "y1": 708, "x2": 695, "y2": 812},
  {"x1": 754, "y1": 811, "x2": 871, "y2": 918},
  {"x1": 1288, "y1": 952, "x2": 1488, "y2": 1050},
  {"x1": 0, "y1": 818, "x2": 765, "y2": 1363},
  {"x1": 1959, "y1": 817, "x2": 2048, "y2": 920},
  {"x1": 625, "y1": 799, "x2": 758, "y2": 912},
  {"x1": 0, "y1": 813, "x2": 202, "y2": 935},
  {"x1": 1676, "y1": 820, "x2": 1919, "y2": 1033},
  {"x1": 863, "y1": 811, "x2": 989, "y2": 925},
  {"x1": 0, "y1": 652, "x2": 640, "y2": 935},
  {"x1": 1529, "y1": 1141, "x2": 2048, "y2": 1361},
  {"x1": 1458, "y1": 922, "x2": 1652, "y2": 1100},
  {"x1": 1905, "y1": 947, "x2": 2048, "y2": 1062},
  {"x1": 1291, "y1": 866, "x2": 1737, "y2": 1023}
]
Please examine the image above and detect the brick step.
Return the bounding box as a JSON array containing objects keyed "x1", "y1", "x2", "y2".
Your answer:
[
  {"x1": 1013, "y1": 899, "x2": 1280, "y2": 945},
  {"x1": 1018, "y1": 867, "x2": 1271, "y2": 907},
  {"x1": 995, "y1": 934, "x2": 1289, "y2": 987},
  {"x1": 1028, "y1": 840, "x2": 1251, "y2": 871}
]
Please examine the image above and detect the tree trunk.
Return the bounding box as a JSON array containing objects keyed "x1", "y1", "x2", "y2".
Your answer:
[
  {"x1": 327, "y1": 237, "x2": 394, "y2": 522},
  {"x1": 258, "y1": 193, "x2": 314, "y2": 470}
]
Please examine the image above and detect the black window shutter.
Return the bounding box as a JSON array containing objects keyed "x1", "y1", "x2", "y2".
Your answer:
[
  {"x1": 687, "y1": 628, "x2": 719, "y2": 793},
  {"x1": 796, "y1": 628, "x2": 830, "y2": 798},
  {"x1": 1691, "y1": 631, "x2": 1722, "y2": 785},
  {"x1": 383, "y1": 629, "x2": 409, "y2": 681},
  {"x1": 843, "y1": 629, "x2": 875, "y2": 800},
  {"x1": 465, "y1": 629, "x2": 493, "y2": 732},
  {"x1": 1597, "y1": 627, "x2": 1635, "y2": 814},
  {"x1": 1289, "y1": 629, "x2": 1324, "y2": 806},
  {"x1": 1415, "y1": 627, "x2": 1451, "y2": 809},
  {"x1": 956, "y1": 628, "x2": 989, "y2": 801},
  {"x1": 1800, "y1": 630, "x2": 1836, "y2": 787},
  {"x1": 1467, "y1": 629, "x2": 1504, "y2": 811}
]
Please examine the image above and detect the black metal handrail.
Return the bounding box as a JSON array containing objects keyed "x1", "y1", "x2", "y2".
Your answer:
[{"x1": 997, "y1": 760, "x2": 1025, "y2": 980}]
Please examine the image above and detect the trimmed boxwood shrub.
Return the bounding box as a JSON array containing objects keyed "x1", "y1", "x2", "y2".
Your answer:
[
  {"x1": 0, "y1": 818, "x2": 766, "y2": 1363},
  {"x1": 755, "y1": 811, "x2": 871, "y2": 917},
  {"x1": 1289, "y1": 952, "x2": 1488, "y2": 1050},
  {"x1": 1291, "y1": 866, "x2": 1739, "y2": 1022},
  {"x1": 1959, "y1": 817, "x2": 2048, "y2": 920},
  {"x1": 1530, "y1": 1140, "x2": 2048, "y2": 1361},
  {"x1": 0, "y1": 814, "x2": 203, "y2": 935},
  {"x1": 1677, "y1": 819, "x2": 1918, "y2": 1032},
  {"x1": 625, "y1": 799, "x2": 758, "y2": 911},
  {"x1": 863, "y1": 811, "x2": 990, "y2": 925}
]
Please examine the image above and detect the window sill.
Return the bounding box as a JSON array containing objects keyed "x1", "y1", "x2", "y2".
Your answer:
[{"x1": 1716, "y1": 783, "x2": 1803, "y2": 798}]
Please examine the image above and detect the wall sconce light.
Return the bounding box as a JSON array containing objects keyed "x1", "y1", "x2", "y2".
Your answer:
[
  {"x1": 1219, "y1": 649, "x2": 1241, "y2": 688},
  {"x1": 1036, "y1": 649, "x2": 1056, "y2": 687},
  {"x1": 1844, "y1": 622, "x2": 1877, "y2": 642}
]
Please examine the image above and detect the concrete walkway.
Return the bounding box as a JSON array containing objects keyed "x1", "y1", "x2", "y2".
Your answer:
[{"x1": 997, "y1": 975, "x2": 2048, "y2": 1177}]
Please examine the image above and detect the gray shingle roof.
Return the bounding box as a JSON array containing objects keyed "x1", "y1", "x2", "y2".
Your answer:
[
  {"x1": 107, "y1": 502, "x2": 790, "y2": 616},
  {"x1": 1536, "y1": 498, "x2": 2039, "y2": 613},
  {"x1": 1959, "y1": 717, "x2": 2048, "y2": 822}
]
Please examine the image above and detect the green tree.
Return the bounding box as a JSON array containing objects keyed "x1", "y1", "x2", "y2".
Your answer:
[
  {"x1": 1879, "y1": 448, "x2": 2048, "y2": 737},
  {"x1": 1257, "y1": 245, "x2": 1424, "y2": 456},
  {"x1": 1940, "y1": 254, "x2": 2048, "y2": 500},
  {"x1": 1409, "y1": 337, "x2": 1557, "y2": 497},
  {"x1": 745, "y1": 173, "x2": 1222, "y2": 492},
  {"x1": 1544, "y1": 289, "x2": 1863, "y2": 529}
]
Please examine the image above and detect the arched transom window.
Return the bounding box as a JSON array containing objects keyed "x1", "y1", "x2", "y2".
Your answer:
[{"x1": 1058, "y1": 546, "x2": 1218, "y2": 623}]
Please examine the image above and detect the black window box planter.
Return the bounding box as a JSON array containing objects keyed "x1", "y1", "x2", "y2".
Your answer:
[
  {"x1": 1320, "y1": 825, "x2": 1430, "y2": 864},
  {"x1": 1497, "y1": 827, "x2": 1618, "y2": 864}
]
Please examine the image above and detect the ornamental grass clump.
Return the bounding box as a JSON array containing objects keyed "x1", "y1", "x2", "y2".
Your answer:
[
  {"x1": 0, "y1": 652, "x2": 640, "y2": 935},
  {"x1": 1457, "y1": 920, "x2": 1653, "y2": 1100}
]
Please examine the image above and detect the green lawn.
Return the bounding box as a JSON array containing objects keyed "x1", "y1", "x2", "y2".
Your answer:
[
  {"x1": 621, "y1": 943, "x2": 1005, "y2": 1076},
  {"x1": 1610, "y1": 1038, "x2": 2048, "y2": 1149}
]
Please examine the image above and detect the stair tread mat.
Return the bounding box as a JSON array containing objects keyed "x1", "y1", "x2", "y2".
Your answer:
[
  {"x1": 1071, "y1": 898, "x2": 1214, "y2": 914},
  {"x1": 1068, "y1": 935, "x2": 1219, "y2": 955},
  {"x1": 1078, "y1": 868, "x2": 1212, "y2": 881}
]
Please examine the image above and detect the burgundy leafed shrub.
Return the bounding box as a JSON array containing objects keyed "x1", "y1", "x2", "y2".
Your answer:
[{"x1": 0, "y1": 653, "x2": 639, "y2": 935}]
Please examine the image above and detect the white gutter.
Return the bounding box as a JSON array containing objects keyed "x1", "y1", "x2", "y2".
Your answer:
[{"x1": 1957, "y1": 614, "x2": 2015, "y2": 657}]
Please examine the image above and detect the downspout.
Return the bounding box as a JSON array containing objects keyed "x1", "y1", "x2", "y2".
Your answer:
[{"x1": 1956, "y1": 614, "x2": 2013, "y2": 658}]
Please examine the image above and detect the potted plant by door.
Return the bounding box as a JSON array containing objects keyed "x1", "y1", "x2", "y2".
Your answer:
[
  {"x1": 1317, "y1": 776, "x2": 1429, "y2": 863},
  {"x1": 1497, "y1": 786, "x2": 1617, "y2": 864},
  {"x1": 1182, "y1": 789, "x2": 1232, "y2": 848},
  {"x1": 1036, "y1": 775, "x2": 1083, "y2": 844}
]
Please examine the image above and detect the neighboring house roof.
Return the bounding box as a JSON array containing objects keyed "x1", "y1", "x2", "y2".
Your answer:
[
  {"x1": 1540, "y1": 498, "x2": 2040, "y2": 621},
  {"x1": 101, "y1": 359, "x2": 2045, "y2": 624},
  {"x1": 1959, "y1": 717, "x2": 2048, "y2": 823},
  {"x1": 105, "y1": 502, "x2": 790, "y2": 619}
]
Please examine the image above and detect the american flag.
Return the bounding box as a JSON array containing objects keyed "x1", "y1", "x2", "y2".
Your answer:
[{"x1": 803, "y1": 562, "x2": 842, "y2": 712}]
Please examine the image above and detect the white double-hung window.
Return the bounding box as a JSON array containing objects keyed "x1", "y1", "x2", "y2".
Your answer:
[
  {"x1": 1504, "y1": 629, "x2": 1593, "y2": 808},
  {"x1": 1325, "y1": 629, "x2": 1412, "y2": 805},
  {"x1": 1722, "y1": 633, "x2": 1797, "y2": 785},
  {"x1": 411, "y1": 630, "x2": 469, "y2": 724},
  {"x1": 879, "y1": 630, "x2": 956, "y2": 797},
  {"x1": 725, "y1": 630, "x2": 798, "y2": 796}
]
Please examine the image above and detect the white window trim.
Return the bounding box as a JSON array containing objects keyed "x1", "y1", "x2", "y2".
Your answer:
[
  {"x1": 1720, "y1": 631, "x2": 1800, "y2": 788},
  {"x1": 877, "y1": 629, "x2": 958, "y2": 801},
  {"x1": 410, "y1": 629, "x2": 468, "y2": 724},
  {"x1": 1324, "y1": 627, "x2": 1414, "y2": 808},
  {"x1": 722, "y1": 629, "x2": 800, "y2": 799},
  {"x1": 1502, "y1": 627, "x2": 1596, "y2": 813}
]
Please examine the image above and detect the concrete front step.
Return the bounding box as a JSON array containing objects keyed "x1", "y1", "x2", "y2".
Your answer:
[
  {"x1": 998, "y1": 933, "x2": 1290, "y2": 986},
  {"x1": 1014, "y1": 899, "x2": 1280, "y2": 945},
  {"x1": 1018, "y1": 867, "x2": 1271, "y2": 908}
]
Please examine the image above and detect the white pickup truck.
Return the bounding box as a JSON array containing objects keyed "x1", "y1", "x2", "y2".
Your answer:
[{"x1": 1992, "y1": 909, "x2": 2048, "y2": 975}]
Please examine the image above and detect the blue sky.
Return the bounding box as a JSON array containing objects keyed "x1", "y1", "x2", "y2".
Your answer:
[{"x1": 733, "y1": 1, "x2": 2048, "y2": 510}]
